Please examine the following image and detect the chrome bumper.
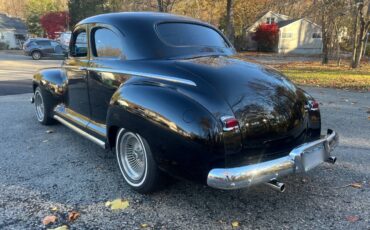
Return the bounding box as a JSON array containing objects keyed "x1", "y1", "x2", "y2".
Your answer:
[{"x1": 207, "y1": 129, "x2": 339, "y2": 190}]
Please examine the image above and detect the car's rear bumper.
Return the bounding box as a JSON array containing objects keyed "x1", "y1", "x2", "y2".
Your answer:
[{"x1": 207, "y1": 129, "x2": 339, "y2": 190}]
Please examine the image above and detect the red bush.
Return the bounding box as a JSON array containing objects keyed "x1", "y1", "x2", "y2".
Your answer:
[
  {"x1": 40, "y1": 12, "x2": 69, "y2": 39},
  {"x1": 253, "y1": 23, "x2": 279, "y2": 52}
]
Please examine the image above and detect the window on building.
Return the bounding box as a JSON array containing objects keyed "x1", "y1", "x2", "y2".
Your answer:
[
  {"x1": 266, "y1": 17, "x2": 275, "y2": 24},
  {"x1": 312, "y1": 32, "x2": 322, "y2": 39},
  {"x1": 282, "y1": 32, "x2": 293, "y2": 39}
]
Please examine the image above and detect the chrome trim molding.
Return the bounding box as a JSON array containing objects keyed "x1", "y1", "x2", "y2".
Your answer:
[
  {"x1": 86, "y1": 67, "x2": 197, "y2": 87},
  {"x1": 54, "y1": 115, "x2": 107, "y2": 149},
  {"x1": 54, "y1": 104, "x2": 107, "y2": 138},
  {"x1": 207, "y1": 129, "x2": 339, "y2": 190}
]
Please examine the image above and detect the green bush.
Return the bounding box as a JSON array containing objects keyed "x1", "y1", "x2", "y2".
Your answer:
[{"x1": 0, "y1": 42, "x2": 9, "y2": 50}]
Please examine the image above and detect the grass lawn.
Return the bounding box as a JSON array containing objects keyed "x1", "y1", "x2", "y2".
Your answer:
[
  {"x1": 276, "y1": 61, "x2": 370, "y2": 91},
  {"x1": 237, "y1": 53, "x2": 370, "y2": 91}
]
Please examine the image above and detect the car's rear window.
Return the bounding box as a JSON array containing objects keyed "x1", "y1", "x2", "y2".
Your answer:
[{"x1": 156, "y1": 22, "x2": 229, "y2": 48}]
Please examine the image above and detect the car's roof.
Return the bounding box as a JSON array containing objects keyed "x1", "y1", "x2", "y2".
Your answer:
[
  {"x1": 76, "y1": 12, "x2": 235, "y2": 60},
  {"x1": 28, "y1": 38, "x2": 52, "y2": 41},
  {"x1": 78, "y1": 12, "x2": 203, "y2": 26}
]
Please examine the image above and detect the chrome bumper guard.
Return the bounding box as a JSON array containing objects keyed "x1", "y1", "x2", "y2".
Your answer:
[{"x1": 207, "y1": 129, "x2": 339, "y2": 190}]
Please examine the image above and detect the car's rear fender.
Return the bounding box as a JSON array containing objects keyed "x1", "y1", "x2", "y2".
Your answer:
[{"x1": 106, "y1": 81, "x2": 226, "y2": 182}]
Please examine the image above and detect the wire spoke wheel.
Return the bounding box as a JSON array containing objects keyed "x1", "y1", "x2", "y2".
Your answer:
[
  {"x1": 117, "y1": 131, "x2": 147, "y2": 185},
  {"x1": 34, "y1": 91, "x2": 45, "y2": 122}
]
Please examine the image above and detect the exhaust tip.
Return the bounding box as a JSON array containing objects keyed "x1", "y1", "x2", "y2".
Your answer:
[
  {"x1": 327, "y1": 156, "x2": 337, "y2": 164},
  {"x1": 266, "y1": 179, "x2": 285, "y2": 193}
]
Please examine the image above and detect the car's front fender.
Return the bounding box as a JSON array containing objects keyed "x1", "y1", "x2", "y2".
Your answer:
[{"x1": 32, "y1": 68, "x2": 67, "y2": 101}]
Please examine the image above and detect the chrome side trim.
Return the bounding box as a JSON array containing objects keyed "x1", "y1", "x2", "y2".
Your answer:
[
  {"x1": 54, "y1": 115, "x2": 107, "y2": 149},
  {"x1": 86, "y1": 67, "x2": 197, "y2": 87},
  {"x1": 54, "y1": 104, "x2": 107, "y2": 138},
  {"x1": 207, "y1": 129, "x2": 339, "y2": 190},
  {"x1": 87, "y1": 121, "x2": 107, "y2": 138}
]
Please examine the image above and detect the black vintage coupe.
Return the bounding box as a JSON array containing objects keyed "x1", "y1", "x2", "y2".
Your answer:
[{"x1": 32, "y1": 12, "x2": 338, "y2": 193}]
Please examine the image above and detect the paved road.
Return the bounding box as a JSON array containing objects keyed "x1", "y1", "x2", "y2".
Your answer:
[
  {"x1": 0, "y1": 54, "x2": 369, "y2": 229},
  {"x1": 0, "y1": 53, "x2": 62, "y2": 95}
]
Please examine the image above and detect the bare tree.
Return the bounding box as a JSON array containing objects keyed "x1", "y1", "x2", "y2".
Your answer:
[
  {"x1": 225, "y1": 0, "x2": 235, "y2": 44},
  {"x1": 156, "y1": 0, "x2": 177, "y2": 12},
  {"x1": 351, "y1": 0, "x2": 370, "y2": 68}
]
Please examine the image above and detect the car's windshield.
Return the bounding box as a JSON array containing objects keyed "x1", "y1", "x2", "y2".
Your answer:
[{"x1": 156, "y1": 23, "x2": 229, "y2": 48}]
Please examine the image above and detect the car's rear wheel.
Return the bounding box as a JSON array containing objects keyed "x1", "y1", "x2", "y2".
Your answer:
[
  {"x1": 115, "y1": 128, "x2": 166, "y2": 193},
  {"x1": 31, "y1": 51, "x2": 42, "y2": 60},
  {"x1": 34, "y1": 87, "x2": 55, "y2": 125}
]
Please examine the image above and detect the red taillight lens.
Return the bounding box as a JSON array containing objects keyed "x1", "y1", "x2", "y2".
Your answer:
[
  {"x1": 221, "y1": 116, "x2": 239, "y2": 131},
  {"x1": 225, "y1": 118, "x2": 238, "y2": 128},
  {"x1": 309, "y1": 100, "x2": 319, "y2": 111}
]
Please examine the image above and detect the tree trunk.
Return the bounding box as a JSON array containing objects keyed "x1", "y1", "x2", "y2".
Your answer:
[
  {"x1": 353, "y1": 20, "x2": 366, "y2": 68},
  {"x1": 350, "y1": 6, "x2": 359, "y2": 68},
  {"x1": 321, "y1": 13, "x2": 329, "y2": 64},
  {"x1": 157, "y1": 0, "x2": 164, "y2": 12},
  {"x1": 335, "y1": 24, "x2": 341, "y2": 66},
  {"x1": 225, "y1": 0, "x2": 235, "y2": 45},
  {"x1": 352, "y1": 2, "x2": 369, "y2": 68}
]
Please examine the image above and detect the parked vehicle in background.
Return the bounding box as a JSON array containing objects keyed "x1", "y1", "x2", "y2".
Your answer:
[
  {"x1": 23, "y1": 38, "x2": 67, "y2": 60},
  {"x1": 56, "y1": 31, "x2": 72, "y2": 49}
]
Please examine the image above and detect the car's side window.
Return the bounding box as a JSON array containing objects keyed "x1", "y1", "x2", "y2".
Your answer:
[
  {"x1": 36, "y1": 41, "x2": 51, "y2": 46},
  {"x1": 70, "y1": 29, "x2": 87, "y2": 57},
  {"x1": 92, "y1": 28, "x2": 123, "y2": 58}
]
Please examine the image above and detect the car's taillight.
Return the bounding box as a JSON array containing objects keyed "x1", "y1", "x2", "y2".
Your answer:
[
  {"x1": 308, "y1": 100, "x2": 319, "y2": 111},
  {"x1": 220, "y1": 116, "x2": 239, "y2": 131}
]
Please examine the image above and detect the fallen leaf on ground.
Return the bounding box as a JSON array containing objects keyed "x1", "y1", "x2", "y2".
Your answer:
[
  {"x1": 140, "y1": 223, "x2": 149, "y2": 228},
  {"x1": 42, "y1": 215, "x2": 57, "y2": 225},
  {"x1": 42, "y1": 140, "x2": 49, "y2": 143},
  {"x1": 105, "y1": 199, "x2": 129, "y2": 210},
  {"x1": 346, "y1": 215, "x2": 359, "y2": 222},
  {"x1": 68, "y1": 211, "x2": 80, "y2": 222},
  {"x1": 50, "y1": 206, "x2": 58, "y2": 211},
  {"x1": 350, "y1": 183, "x2": 362, "y2": 189},
  {"x1": 231, "y1": 221, "x2": 240, "y2": 228},
  {"x1": 47, "y1": 225, "x2": 68, "y2": 230}
]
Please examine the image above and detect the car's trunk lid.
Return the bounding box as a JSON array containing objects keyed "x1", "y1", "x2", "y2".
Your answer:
[{"x1": 175, "y1": 56, "x2": 309, "y2": 166}]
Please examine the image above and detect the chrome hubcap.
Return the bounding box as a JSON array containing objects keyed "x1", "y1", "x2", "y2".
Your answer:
[
  {"x1": 35, "y1": 91, "x2": 44, "y2": 122},
  {"x1": 119, "y1": 132, "x2": 147, "y2": 181}
]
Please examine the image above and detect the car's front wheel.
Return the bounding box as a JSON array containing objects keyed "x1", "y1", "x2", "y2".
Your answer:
[
  {"x1": 115, "y1": 129, "x2": 166, "y2": 193},
  {"x1": 31, "y1": 51, "x2": 42, "y2": 60},
  {"x1": 34, "y1": 87, "x2": 55, "y2": 125}
]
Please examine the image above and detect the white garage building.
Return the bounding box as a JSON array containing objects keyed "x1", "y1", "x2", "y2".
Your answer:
[
  {"x1": 246, "y1": 11, "x2": 323, "y2": 55},
  {"x1": 0, "y1": 13, "x2": 28, "y2": 49}
]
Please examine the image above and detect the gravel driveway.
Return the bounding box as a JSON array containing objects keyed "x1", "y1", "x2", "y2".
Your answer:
[{"x1": 0, "y1": 86, "x2": 369, "y2": 230}]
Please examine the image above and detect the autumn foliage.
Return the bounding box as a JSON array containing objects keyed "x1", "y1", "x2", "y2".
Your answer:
[
  {"x1": 253, "y1": 23, "x2": 279, "y2": 52},
  {"x1": 40, "y1": 11, "x2": 69, "y2": 39}
]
